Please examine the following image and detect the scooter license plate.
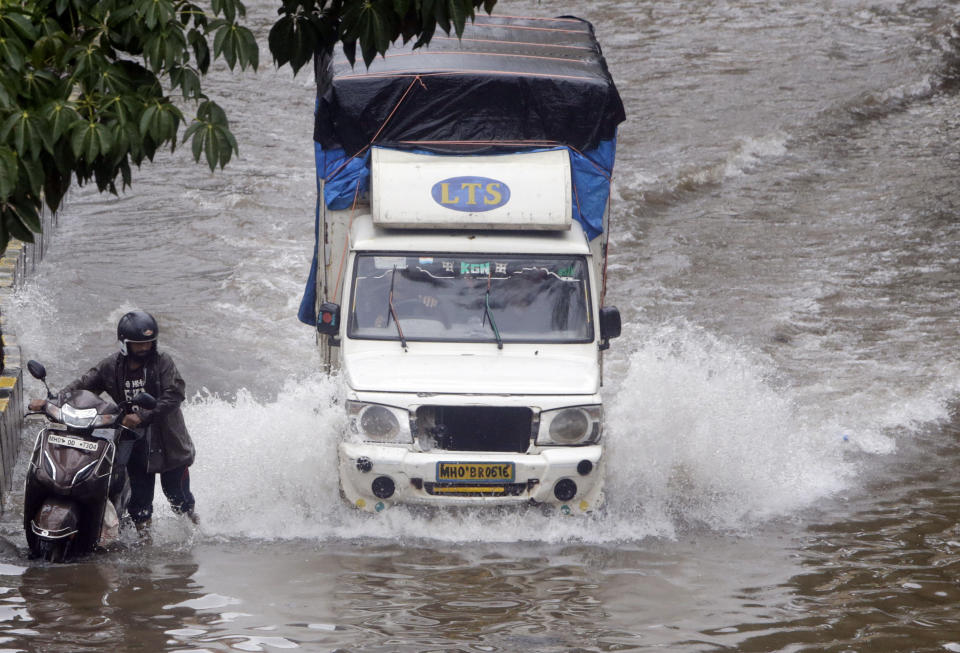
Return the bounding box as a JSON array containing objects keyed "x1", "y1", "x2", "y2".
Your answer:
[
  {"x1": 47, "y1": 434, "x2": 98, "y2": 452},
  {"x1": 436, "y1": 462, "x2": 515, "y2": 483}
]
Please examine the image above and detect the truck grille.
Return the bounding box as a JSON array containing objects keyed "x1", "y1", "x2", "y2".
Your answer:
[{"x1": 414, "y1": 406, "x2": 534, "y2": 453}]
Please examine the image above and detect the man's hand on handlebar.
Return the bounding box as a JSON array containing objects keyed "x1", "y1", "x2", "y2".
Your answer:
[
  {"x1": 28, "y1": 399, "x2": 46, "y2": 412},
  {"x1": 122, "y1": 413, "x2": 143, "y2": 429}
]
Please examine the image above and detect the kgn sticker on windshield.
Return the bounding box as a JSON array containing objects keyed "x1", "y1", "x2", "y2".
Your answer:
[
  {"x1": 431, "y1": 176, "x2": 511, "y2": 212},
  {"x1": 460, "y1": 261, "x2": 490, "y2": 276}
]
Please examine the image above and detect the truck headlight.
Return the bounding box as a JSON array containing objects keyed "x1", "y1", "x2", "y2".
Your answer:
[
  {"x1": 347, "y1": 401, "x2": 412, "y2": 443},
  {"x1": 536, "y1": 406, "x2": 602, "y2": 446}
]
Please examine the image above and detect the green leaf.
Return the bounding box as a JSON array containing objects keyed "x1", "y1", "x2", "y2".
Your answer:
[
  {"x1": 213, "y1": 23, "x2": 240, "y2": 69},
  {"x1": 84, "y1": 124, "x2": 100, "y2": 161},
  {"x1": 5, "y1": 111, "x2": 47, "y2": 161},
  {"x1": 138, "y1": 103, "x2": 158, "y2": 138},
  {"x1": 448, "y1": 0, "x2": 472, "y2": 38},
  {"x1": 118, "y1": 156, "x2": 131, "y2": 188},
  {"x1": 95, "y1": 122, "x2": 114, "y2": 157},
  {"x1": 0, "y1": 146, "x2": 16, "y2": 200},
  {"x1": 213, "y1": 23, "x2": 228, "y2": 61},
  {"x1": 0, "y1": 111, "x2": 19, "y2": 143},
  {"x1": 43, "y1": 101, "x2": 82, "y2": 141},
  {"x1": 140, "y1": 0, "x2": 175, "y2": 30},
  {"x1": 1, "y1": 11, "x2": 39, "y2": 42},
  {"x1": 204, "y1": 123, "x2": 217, "y2": 169},
  {"x1": 0, "y1": 80, "x2": 11, "y2": 109},
  {"x1": 70, "y1": 121, "x2": 98, "y2": 159},
  {"x1": 237, "y1": 25, "x2": 258, "y2": 70},
  {"x1": 181, "y1": 2, "x2": 207, "y2": 28},
  {"x1": 412, "y1": 21, "x2": 435, "y2": 50},
  {"x1": 219, "y1": 0, "x2": 237, "y2": 23},
  {"x1": 164, "y1": 28, "x2": 187, "y2": 68},
  {"x1": 0, "y1": 206, "x2": 7, "y2": 253},
  {"x1": 433, "y1": 0, "x2": 450, "y2": 35},
  {"x1": 21, "y1": 69, "x2": 60, "y2": 102},
  {"x1": 188, "y1": 28, "x2": 211, "y2": 72},
  {"x1": 197, "y1": 99, "x2": 226, "y2": 123},
  {"x1": 157, "y1": 106, "x2": 175, "y2": 142},
  {"x1": 4, "y1": 199, "x2": 38, "y2": 242},
  {"x1": 341, "y1": 38, "x2": 357, "y2": 66},
  {"x1": 144, "y1": 0, "x2": 158, "y2": 29},
  {"x1": 0, "y1": 36, "x2": 27, "y2": 73},
  {"x1": 41, "y1": 161, "x2": 70, "y2": 213},
  {"x1": 20, "y1": 156, "x2": 44, "y2": 199},
  {"x1": 142, "y1": 31, "x2": 163, "y2": 73},
  {"x1": 268, "y1": 15, "x2": 294, "y2": 68},
  {"x1": 269, "y1": 13, "x2": 318, "y2": 73},
  {"x1": 184, "y1": 120, "x2": 204, "y2": 160},
  {"x1": 176, "y1": 66, "x2": 202, "y2": 98},
  {"x1": 157, "y1": 0, "x2": 175, "y2": 27}
]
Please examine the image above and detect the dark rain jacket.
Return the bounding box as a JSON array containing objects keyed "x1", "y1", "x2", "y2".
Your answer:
[{"x1": 64, "y1": 351, "x2": 195, "y2": 473}]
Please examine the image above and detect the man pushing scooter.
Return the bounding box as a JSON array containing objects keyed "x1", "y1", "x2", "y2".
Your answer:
[{"x1": 29, "y1": 310, "x2": 198, "y2": 538}]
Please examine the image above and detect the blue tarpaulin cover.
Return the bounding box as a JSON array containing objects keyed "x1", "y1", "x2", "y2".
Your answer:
[{"x1": 300, "y1": 15, "x2": 626, "y2": 324}]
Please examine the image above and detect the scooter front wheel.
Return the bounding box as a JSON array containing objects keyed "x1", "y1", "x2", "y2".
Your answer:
[{"x1": 36, "y1": 538, "x2": 68, "y2": 563}]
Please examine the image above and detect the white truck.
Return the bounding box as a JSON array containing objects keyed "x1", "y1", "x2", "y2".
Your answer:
[{"x1": 299, "y1": 15, "x2": 626, "y2": 513}]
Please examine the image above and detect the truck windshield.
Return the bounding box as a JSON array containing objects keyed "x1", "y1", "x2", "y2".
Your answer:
[{"x1": 348, "y1": 254, "x2": 593, "y2": 343}]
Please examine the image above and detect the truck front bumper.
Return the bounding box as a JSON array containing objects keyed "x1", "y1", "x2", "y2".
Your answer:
[{"x1": 338, "y1": 442, "x2": 604, "y2": 514}]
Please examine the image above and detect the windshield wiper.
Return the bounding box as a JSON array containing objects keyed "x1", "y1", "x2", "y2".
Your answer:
[
  {"x1": 482, "y1": 269, "x2": 503, "y2": 349},
  {"x1": 388, "y1": 266, "x2": 408, "y2": 350}
]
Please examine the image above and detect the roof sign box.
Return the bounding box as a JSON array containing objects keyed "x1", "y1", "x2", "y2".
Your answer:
[{"x1": 371, "y1": 148, "x2": 571, "y2": 230}]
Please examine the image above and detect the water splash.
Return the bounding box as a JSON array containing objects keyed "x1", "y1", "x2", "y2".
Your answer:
[
  {"x1": 603, "y1": 321, "x2": 854, "y2": 535},
  {"x1": 150, "y1": 319, "x2": 871, "y2": 545},
  {"x1": 182, "y1": 373, "x2": 347, "y2": 540}
]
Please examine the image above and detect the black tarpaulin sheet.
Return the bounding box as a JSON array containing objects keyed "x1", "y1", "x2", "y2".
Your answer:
[{"x1": 313, "y1": 15, "x2": 626, "y2": 154}]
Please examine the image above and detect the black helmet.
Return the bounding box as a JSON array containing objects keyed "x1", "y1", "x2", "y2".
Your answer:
[{"x1": 118, "y1": 310, "x2": 159, "y2": 357}]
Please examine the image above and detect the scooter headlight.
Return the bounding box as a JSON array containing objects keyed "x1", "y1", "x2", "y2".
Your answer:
[
  {"x1": 346, "y1": 401, "x2": 412, "y2": 443},
  {"x1": 536, "y1": 406, "x2": 603, "y2": 446},
  {"x1": 91, "y1": 414, "x2": 117, "y2": 428},
  {"x1": 60, "y1": 405, "x2": 99, "y2": 429}
]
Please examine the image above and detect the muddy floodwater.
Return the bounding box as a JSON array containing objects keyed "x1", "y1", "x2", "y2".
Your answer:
[{"x1": 1, "y1": 0, "x2": 959, "y2": 651}]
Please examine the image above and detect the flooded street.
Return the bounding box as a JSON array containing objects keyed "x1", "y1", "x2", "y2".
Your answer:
[{"x1": 0, "y1": 0, "x2": 959, "y2": 650}]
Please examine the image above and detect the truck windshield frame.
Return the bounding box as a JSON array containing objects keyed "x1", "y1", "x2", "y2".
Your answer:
[{"x1": 347, "y1": 252, "x2": 594, "y2": 344}]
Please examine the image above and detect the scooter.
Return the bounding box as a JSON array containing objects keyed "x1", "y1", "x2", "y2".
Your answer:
[{"x1": 23, "y1": 360, "x2": 156, "y2": 562}]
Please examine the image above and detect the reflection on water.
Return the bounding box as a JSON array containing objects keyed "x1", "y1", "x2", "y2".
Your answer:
[
  {"x1": 0, "y1": 446, "x2": 959, "y2": 652},
  {"x1": 2, "y1": 556, "x2": 200, "y2": 652}
]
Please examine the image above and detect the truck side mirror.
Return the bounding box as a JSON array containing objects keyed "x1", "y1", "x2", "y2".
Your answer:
[
  {"x1": 598, "y1": 306, "x2": 621, "y2": 351},
  {"x1": 316, "y1": 302, "x2": 341, "y2": 336}
]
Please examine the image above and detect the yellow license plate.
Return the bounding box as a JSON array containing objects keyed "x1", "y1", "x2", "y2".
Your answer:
[{"x1": 436, "y1": 462, "x2": 515, "y2": 484}]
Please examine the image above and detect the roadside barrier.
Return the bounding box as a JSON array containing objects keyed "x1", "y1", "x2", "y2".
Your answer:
[{"x1": 0, "y1": 211, "x2": 55, "y2": 506}]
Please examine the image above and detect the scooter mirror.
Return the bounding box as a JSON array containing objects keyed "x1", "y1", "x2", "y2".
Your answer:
[
  {"x1": 26, "y1": 360, "x2": 46, "y2": 381},
  {"x1": 133, "y1": 392, "x2": 157, "y2": 410}
]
